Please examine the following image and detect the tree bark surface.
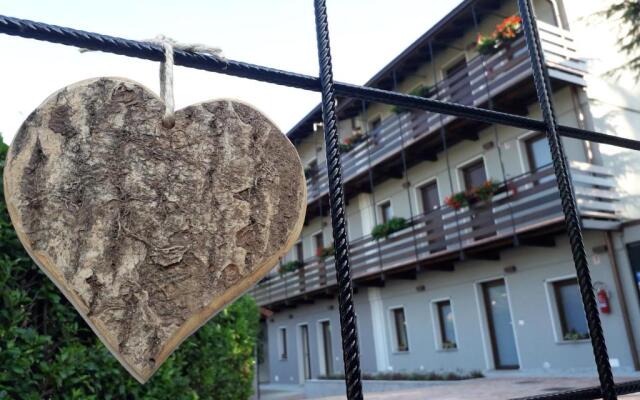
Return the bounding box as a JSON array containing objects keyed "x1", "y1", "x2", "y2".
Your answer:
[{"x1": 3, "y1": 77, "x2": 306, "y2": 382}]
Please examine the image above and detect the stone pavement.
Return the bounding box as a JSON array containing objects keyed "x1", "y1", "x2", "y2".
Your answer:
[
  {"x1": 311, "y1": 378, "x2": 640, "y2": 400},
  {"x1": 258, "y1": 377, "x2": 640, "y2": 400}
]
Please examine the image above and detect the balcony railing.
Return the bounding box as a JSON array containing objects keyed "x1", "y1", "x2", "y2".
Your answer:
[
  {"x1": 305, "y1": 20, "x2": 587, "y2": 205},
  {"x1": 251, "y1": 162, "x2": 619, "y2": 306}
]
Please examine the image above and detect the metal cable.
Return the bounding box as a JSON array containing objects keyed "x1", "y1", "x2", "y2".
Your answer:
[
  {"x1": 313, "y1": 1, "x2": 363, "y2": 398},
  {"x1": 0, "y1": 14, "x2": 639, "y2": 151},
  {"x1": 518, "y1": 0, "x2": 616, "y2": 398}
]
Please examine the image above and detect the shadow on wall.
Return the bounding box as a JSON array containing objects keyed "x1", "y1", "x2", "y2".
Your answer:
[{"x1": 591, "y1": 107, "x2": 640, "y2": 219}]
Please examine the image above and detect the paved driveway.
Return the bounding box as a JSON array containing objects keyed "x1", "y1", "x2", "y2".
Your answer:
[
  {"x1": 259, "y1": 377, "x2": 640, "y2": 400},
  {"x1": 311, "y1": 377, "x2": 640, "y2": 400}
]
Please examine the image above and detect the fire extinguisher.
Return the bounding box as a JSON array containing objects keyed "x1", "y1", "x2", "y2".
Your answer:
[{"x1": 596, "y1": 288, "x2": 611, "y2": 314}]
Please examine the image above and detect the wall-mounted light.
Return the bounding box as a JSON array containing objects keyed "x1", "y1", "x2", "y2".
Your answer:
[
  {"x1": 504, "y1": 265, "x2": 517, "y2": 274},
  {"x1": 313, "y1": 122, "x2": 323, "y2": 132}
]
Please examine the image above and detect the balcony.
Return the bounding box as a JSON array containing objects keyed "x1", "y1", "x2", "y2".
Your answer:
[
  {"x1": 304, "y1": 21, "x2": 587, "y2": 214},
  {"x1": 251, "y1": 162, "x2": 619, "y2": 307}
]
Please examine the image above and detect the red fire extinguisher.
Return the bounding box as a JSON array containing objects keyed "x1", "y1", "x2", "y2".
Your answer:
[{"x1": 596, "y1": 288, "x2": 611, "y2": 314}]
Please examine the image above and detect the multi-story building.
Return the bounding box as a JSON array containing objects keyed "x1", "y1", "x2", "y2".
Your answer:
[{"x1": 252, "y1": 0, "x2": 640, "y2": 384}]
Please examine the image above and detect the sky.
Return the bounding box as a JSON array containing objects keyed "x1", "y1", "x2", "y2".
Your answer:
[{"x1": 0, "y1": 0, "x2": 462, "y2": 143}]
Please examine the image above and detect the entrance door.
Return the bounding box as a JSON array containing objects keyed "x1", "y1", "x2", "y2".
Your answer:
[
  {"x1": 463, "y1": 159, "x2": 495, "y2": 239},
  {"x1": 445, "y1": 57, "x2": 472, "y2": 105},
  {"x1": 299, "y1": 325, "x2": 312, "y2": 381},
  {"x1": 419, "y1": 181, "x2": 444, "y2": 253},
  {"x1": 482, "y1": 279, "x2": 519, "y2": 369}
]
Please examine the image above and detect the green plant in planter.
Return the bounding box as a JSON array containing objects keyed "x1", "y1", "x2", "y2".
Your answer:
[
  {"x1": 473, "y1": 180, "x2": 501, "y2": 202},
  {"x1": 371, "y1": 217, "x2": 408, "y2": 240},
  {"x1": 442, "y1": 341, "x2": 457, "y2": 350},
  {"x1": 316, "y1": 244, "x2": 335, "y2": 259},
  {"x1": 563, "y1": 330, "x2": 589, "y2": 341},
  {"x1": 391, "y1": 85, "x2": 433, "y2": 114},
  {"x1": 444, "y1": 191, "x2": 469, "y2": 210},
  {"x1": 278, "y1": 260, "x2": 303, "y2": 275},
  {"x1": 476, "y1": 33, "x2": 498, "y2": 55}
]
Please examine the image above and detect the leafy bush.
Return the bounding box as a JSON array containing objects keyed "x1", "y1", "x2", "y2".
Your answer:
[
  {"x1": 371, "y1": 217, "x2": 409, "y2": 240},
  {"x1": 320, "y1": 369, "x2": 483, "y2": 381},
  {"x1": 278, "y1": 260, "x2": 303, "y2": 274},
  {"x1": 0, "y1": 135, "x2": 259, "y2": 399}
]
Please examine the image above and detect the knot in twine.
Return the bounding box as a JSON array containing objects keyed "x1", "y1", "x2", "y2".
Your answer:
[{"x1": 147, "y1": 35, "x2": 225, "y2": 128}]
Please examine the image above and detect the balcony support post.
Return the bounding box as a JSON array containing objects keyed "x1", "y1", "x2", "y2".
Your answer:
[{"x1": 428, "y1": 40, "x2": 465, "y2": 261}]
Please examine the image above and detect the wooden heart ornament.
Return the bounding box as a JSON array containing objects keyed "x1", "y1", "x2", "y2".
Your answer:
[{"x1": 4, "y1": 77, "x2": 306, "y2": 383}]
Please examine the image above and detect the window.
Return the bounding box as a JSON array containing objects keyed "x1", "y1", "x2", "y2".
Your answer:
[
  {"x1": 295, "y1": 241, "x2": 304, "y2": 263},
  {"x1": 313, "y1": 231, "x2": 324, "y2": 256},
  {"x1": 379, "y1": 201, "x2": 392, "y2": 224},
  {"x1": 627, "y1": 242, "x2": 640, "y2": 304},
  {"x1": 278, "y1": 327, "x2": 288, "y2": 360},
  {"x1": 525, "y1": 133, "x2": 552, "y2": 172},
  {"x1": 462, "y1": 159, "x2": 487, "y2": 191},
  {"x1": 553, "y1": 278, "x2": 589, "y2": 341},
  {"x1": 435, "y1": 300, "x2": 457, "y2": 349},
  {"x1": 320, "y1": 320, "x2": 333, "y2": 375},
  {"x1": 391, "y1": 307, "x2": 409, "y2": 352}
]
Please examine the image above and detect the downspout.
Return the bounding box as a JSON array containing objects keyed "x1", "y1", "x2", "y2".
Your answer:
[{"x1": 604, "y1": 230, "x2": 640, "y2": 370}]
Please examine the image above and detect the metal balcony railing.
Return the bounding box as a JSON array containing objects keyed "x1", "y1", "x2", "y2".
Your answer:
[
  {"x1": 251, "y1": 161, "x2": 618, "y2": 306},
  {"x1": 305, "y1": 20, "x2": 587, "y2": 205}
]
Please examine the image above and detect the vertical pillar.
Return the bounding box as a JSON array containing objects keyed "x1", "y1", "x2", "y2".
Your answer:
[{"x1": 367, "y1": 287, "x2": 390, "y2": 372}]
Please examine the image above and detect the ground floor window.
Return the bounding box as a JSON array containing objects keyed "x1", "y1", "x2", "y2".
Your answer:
[
  {"x1": 278, "y1": 327, "x2": 288, "y2": 360},
  {"x1": 627, "y1": 241, "x2": 640, "y2": 304},
  {"x1": 553, "y1": 278, "x2": 589, "y2": 341},
  {"x1": 434, "y1": 300, "x2": 457, "y2": 349},
  {"x1": 390, "y1": 307, "x2": 409, "y2": 352},
  {"x1": 320, "y1": 320, "x2": 333, "y2": 376}
]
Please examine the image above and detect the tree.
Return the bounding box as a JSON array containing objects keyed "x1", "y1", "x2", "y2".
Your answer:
[
  {"x1": 0, "y1": 134, "x2": 260, "y2": 400},
  {"x1": 604, "y1": 1, "x2": 640, "y2": 80}
]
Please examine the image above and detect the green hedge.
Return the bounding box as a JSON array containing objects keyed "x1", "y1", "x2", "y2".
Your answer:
[{"x1": 0, "y1": 136, "x2": 259, "y2": 400}]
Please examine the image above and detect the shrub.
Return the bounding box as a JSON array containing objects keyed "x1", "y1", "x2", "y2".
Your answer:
[
  {"x1": 278, "y1": 260, "x2": 303, "y2": 274},
  {"x1": 0, "y1": 135, "x2": 259, "y2": 400},
  {"x1": 371, "y1": 217, "x2": 408, "y2": 240},
  {"x1": 316, "y1": 244, "x2": 335, "y2": 260},
  {"x1": 319, "y1": 370, "x2": 483, "y2": 381}
]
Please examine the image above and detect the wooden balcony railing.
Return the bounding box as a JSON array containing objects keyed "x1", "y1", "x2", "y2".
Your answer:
[
  {"x1": 250, "y1": 162, "x2": 619, "y2": 306},
  {"x1": 305, "y1": 20, "x2": 587, "y2": 205}
]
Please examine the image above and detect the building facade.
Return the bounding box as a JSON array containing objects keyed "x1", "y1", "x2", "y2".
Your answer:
[{"x1": 252, "y1": 0, "x2": 640, "y2": 385}]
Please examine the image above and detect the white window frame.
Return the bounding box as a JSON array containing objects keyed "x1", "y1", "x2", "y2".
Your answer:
[
  {"x1": 387, "y1": 305, "x2": 411, "y2": 354},
  {"x1": 311, "y1": 229, "x2": 325, "y2": 258},
  {"x1": 455, "y1": 154, "x2": 489, "y2": 192},
  {"x1": 430, "y1": 297, "x2": 459, "y2": 351},
  {"x1": 316, "y1": 319, "x2": 334, "y2": 376},
  {"x1": 414, "y1": 177, "x2": 441, "y2": 215},
  {"x1": 544, "y1": 274, "x2": 590, "y2": 344},
  {"x1": 473, "y1": 275, "x2": 522, "y2": 370},
  {"x1": 376, "y1": 199, "x2": 393, "y2": 225}
]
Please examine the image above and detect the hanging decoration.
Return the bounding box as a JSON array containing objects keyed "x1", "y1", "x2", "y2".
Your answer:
[{"x1": 4, "y1": 43, "x2": 306, "y2": 383}]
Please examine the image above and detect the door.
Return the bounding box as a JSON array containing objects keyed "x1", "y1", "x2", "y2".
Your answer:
[
  {"x1": 462, "y1": 159, "x2": 495, "y2": 239},
  {"x1": 320, "y1": 321, "x2": 333, "y2": 376},
  {"x1": 445, "y1": 57, "x2": 472, "y2": 104},
  {"x1": 482, "y1": 279, "x2": 519, "y2": 369},
  {"x1": 419, "y1": 181, "x2": 445, "y2": 253},
  {"x1": 300, "y1": 325, "x2": 312, "y2": 381}
]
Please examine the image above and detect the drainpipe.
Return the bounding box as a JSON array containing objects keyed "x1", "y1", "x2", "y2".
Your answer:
[{"x1": 604, "y1": 231, "x2": 640, "y2": 370}]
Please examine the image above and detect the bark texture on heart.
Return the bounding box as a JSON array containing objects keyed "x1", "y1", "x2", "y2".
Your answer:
[{"x1": 3, "y1": 77, "x2": 306, "y2": 383}]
